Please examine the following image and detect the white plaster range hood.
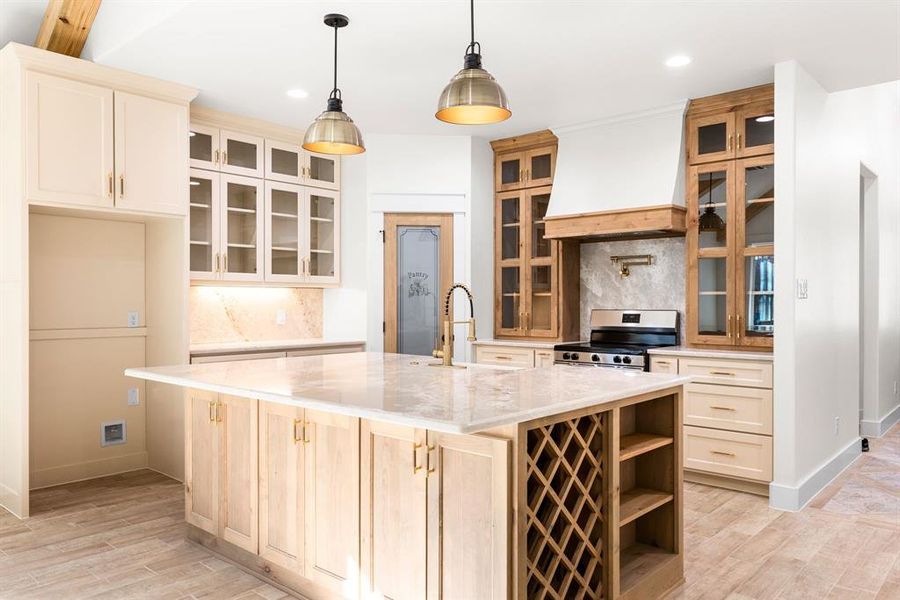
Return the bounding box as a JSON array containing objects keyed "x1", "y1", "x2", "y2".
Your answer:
[{"x1": 544, "y1": 101, "x2": 689, "y2": 241}]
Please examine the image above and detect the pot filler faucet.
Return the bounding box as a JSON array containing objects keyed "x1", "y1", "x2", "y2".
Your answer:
[{"x1": 431, "y1": 283, "x2": 477, "y2": 368}]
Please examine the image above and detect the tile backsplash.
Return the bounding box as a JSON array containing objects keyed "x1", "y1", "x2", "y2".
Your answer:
[
  {"x1": 580, "y1": 238, "x2": 686, "y2": 341},
  {"x1": 190, "y1": 286, "x2": 323, "y2": 344}
]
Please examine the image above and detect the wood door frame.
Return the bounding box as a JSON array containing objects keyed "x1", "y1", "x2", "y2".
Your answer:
[{"x1": 383, "y1": 213, "x2": 454, "y2": 354}]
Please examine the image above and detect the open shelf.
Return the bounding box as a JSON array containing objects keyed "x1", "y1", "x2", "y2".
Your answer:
[
  {"x1": 189, "y1": 240, "x2": 210, "y2": 246},
  {"x1": 227, "y1": 206, "x2": 256, "y2": 214},
  {"x1": 271, "y1": 212, "x2": 298, "y2": 219},
  {"x1": 620, "y1": 488, "x2": 674, "y2": 526},
  {"x1": 189, "y1": 202, "x2": 210, "y2": 209},
  {"x1": 227, "y1": 242, "x2": 255, "y2": 249},
  {"x1": 310, "y1": 216, "x2": 333, "y2": 223},
  {"x1": 271, "y1": 246, "x2": 298, "y2": 252},
  {"x1": 620, "y1": 433, "x2": 674, "y2": 461},
  {"x1": 620, "y1": 543, "x2": 680, "y2": 595}
]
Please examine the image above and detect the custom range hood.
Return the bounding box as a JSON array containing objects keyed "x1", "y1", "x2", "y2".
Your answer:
[{"x1": 544, "y1": 102, "x2": 688, "y2": 241}]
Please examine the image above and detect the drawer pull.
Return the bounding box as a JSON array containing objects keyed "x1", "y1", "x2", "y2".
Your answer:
[
  {"x1": 656, "y1": 360, "x2": 671, "y2": 366},
  {"x1": 710, "y1": 405, "x2": 737, "y2": 411},
  {"x1": 493, "y1": 355, "x2": 512, "y2": 361},
  {"x1": 709, "y1": 371, "x2": 736, "y2": 376},
  {"x1": 710, "y1": 450, "x2": 736, "y2": 457}
]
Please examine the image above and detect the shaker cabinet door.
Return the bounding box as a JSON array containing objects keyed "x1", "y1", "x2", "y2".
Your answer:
[
  {"x1": 185, "y1": 389, "x2": 220, "y2": 536},
  {"x1": 218, "y1": 395, "x2": 258, "y2": 554},
  {"x1": 114, "y1": 91, "x2": 189, "y2": 215},
  {"x1": 25, "y1": 72, "x2": 114, "y2": 208}
]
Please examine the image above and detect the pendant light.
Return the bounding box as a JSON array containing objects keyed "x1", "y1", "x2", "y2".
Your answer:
[
  {"x1": 699, "y1": 173, "x2": 725, "y2": 231},
  {"x1": 435, "y1": 0, "x2": 511, "y2": 125},
  {"x1": 303, "y1": 14, "x2": 365, "y2": 155}
]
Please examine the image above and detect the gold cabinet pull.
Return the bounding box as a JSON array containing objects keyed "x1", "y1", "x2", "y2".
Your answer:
[
  {"x1": 222, "y1": 150, "x2": 228, "y2": 165},
  {"x1": 214, "y1": 149, "x2": 220, "y2": 165},
  {"x1": 216, "y1": 402, "x2": 223, "y2": 423},
  {"x1": 737, "y1": 315, "x2": 743, "y2": 339},
  {"x1": 214, "y1": 253, "x2": 220, "y2": 273},
  {"x1": 737, "y1": 133, "x2": 742, "y2": 149},
  {"x1": 208, "y1": 401, "x2": 216, "y2": 422},
  {"x1": 494, "y1": 355, "x2": 512, "y2": 361},
  {"x1": 656, "y1": 360, "x2": 671, "y2": 366},
  {"x1": 525, "y1": 168, "x2": 530, "y2": 182},
  {"x1": 107, "y1": 173, "x2": 113, "y2": 198},
  {"x1": 709, "y1": 370, "x2": 736, "y2": 377},
  {"x1": 303, "y1": 420, "x2": 311, "y2": 444},
  {"x1": 425, "y1": 444, "x2": 436, "y2": 476},
  {"x1": 726, "y1": 314, "x2": 732, "y2": 338},
  {"x1": 727, "y1": 135, "x2": 733, "y2": 150},
  {"x1": 119, "y1": 174, "x2": 125, "y2": 198},
  {"x1": 710, "y1": 405, "x2": 737, "y2": 411},
  {"x1": 412, "y1": 442, "x2": 423, "y2": 474},
  {"x1": 711, "y1": 450, "x2": 736, "y2": 457},
  {"x1": 223, "y1": 253, "x2": 228, "y2": 273},
  {"x1": 292, "y1": 418, "x2": 302, "y2": 443}
]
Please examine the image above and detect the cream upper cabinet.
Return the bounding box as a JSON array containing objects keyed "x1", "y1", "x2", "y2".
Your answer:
[
  {"x1": 264, "y1": 181, "x2": 304, "y2": 283},
  {"x1": 265, "y1": 139, "x2": 302, "y2": 184},
  {"x1": 304, "y1": 189, "x2": 340, "y2": 285},
  {"x1": 221, "y1": 174, "x2": 265, "y2": 282},
  {"x1": 189, "y1": 123, "x2": 221, "y2": 171},
  {"x1": 189, "y1": 169, "x2": 221, "y2": 279},
  {"x1": 304, "y1": 151, "x2": 340, "y2": 190},
  {"x1": 114, "y1": 91, "x2": 189, "y2": 215},
  {"x1": 220, "y1": 129, "x2": 264, "y2": 178},
  {"x1": 25, "y1": 72, "x2": 114, "y2": 208}
]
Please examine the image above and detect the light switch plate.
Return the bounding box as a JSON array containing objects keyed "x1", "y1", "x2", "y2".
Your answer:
[
  {"x1": 276, "y1": 309, "x2": 286, "y2": 325},
  {"x1": 128, "y1": 388, "x2": 140, "y2": 406},
  {"x1": 797, "y1": 279, "x2": 808, "y2": 300},
  {"x1": 127, "y1": 311, "x2": 140, "y2": 327}
]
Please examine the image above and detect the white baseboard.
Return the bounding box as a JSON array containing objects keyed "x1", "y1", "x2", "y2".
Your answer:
[
  {"x1": 769, "y1": 437, "x2": 861, "y2": 511},
  {"x1": 860, "y1": 403, "x2": 900, "y2": 437},
  {"x1": 30, "y1": 451, "x2": 149, "y2": 490}
]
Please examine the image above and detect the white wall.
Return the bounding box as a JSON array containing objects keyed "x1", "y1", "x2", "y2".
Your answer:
[
  {"x1": 547, "y1": 103, "x2": 687, "y2": 217},
  {"x1": 772, "y1": 61, "x2": 900, "y2": 510}
]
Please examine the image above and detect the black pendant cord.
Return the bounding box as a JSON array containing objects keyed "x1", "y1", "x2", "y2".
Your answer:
[
  {"x1": 330, "y1": 24, "x2": 341, "y2": 101},
  {"x1": 464, "y1": 0, "x2": 482, "y2": 68}
]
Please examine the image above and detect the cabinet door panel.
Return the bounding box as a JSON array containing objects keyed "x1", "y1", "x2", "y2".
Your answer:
[
  {"x1": 219, "y1": 395, "x2": 258, "y2": 553},
  {"x1": 304, "y1": 189, "x2": 340, "y2": 284},
  {"x1": 185, "y1": 389, "x2": 218, "y2": 535},
  {"x1": 305, "y1": 411, "x2": 360, "y2": 596},
  {"x1": 114, "y1": 91, "x2": 188, "y2": 215},
  {"x1": 495, "y1": 151, "x2": 525, "y2": 191},
  {"x1": 426, "y1": 432, "x2": 510, "y2": 600},
  {"x1": 525, "y1": 146, "x2": 556, "y2": 188},
  {"x1": 258, "y1": 401, "x2": 304, "y2": 572},
  {"x1": 304, "y1": 151, "x2": 340, "y2": 190},
  {"x1": 264, "y1": 181, "x2": 303, "y2": 282},
  {"x1": 360, "y1": 421, "x2": 427, "y2": 600},
  {"x1": 221, "y1": 175, "x2": 264, "y2": 281},
  {"x1": 265, "y1": 139, "x2": 302, "y2": 184},
  {"x1": 25, "y1": 72, "x2": 114, "y2": 208},
  {"x1": 736, "y1": 101, "x2": 775, "y2": 158},
  {"x1": 190, "y1": 123, "x2": 220, "y2": 170},
  {"x1": 189, "y1": 169, "x2": 221, "y2": 279},
  {"x1": 221, "y1": 129, "x2": 264, "y2": 177},
  {"x1": 687, "y1": 113, "x2": 735, "y2": 165}
]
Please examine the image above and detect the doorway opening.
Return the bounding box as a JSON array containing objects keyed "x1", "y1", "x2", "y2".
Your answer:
[
  {"x1": 383, "y1": 213, "x2": 454, "y2": 356},
  {"x1": 859, "y1": 165, "x2": 879, "y2": 437}
]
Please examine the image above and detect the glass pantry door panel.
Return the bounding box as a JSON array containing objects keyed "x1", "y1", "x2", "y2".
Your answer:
[
  {"x1": 500, "y1": 267, "x2": 521, "y2": 330},
  {"x1": 530, "y1": 265, "x2": 554, "y2": 333},
  {"x1": 743, "y1": 163, "x2": 774, "y2": 247},
  {"x1": 744, "y1": 255, "x2": 774, "y2": 338},
  {"x1": 224, "y1": 178, "x2": 260, "y2": 276},
  {"x1": 526, "y1": 147, "x2": 555, "y2": 187},
  {"x1": 308, "y1": 193, "x2": 336, "y2": 278},
  {"x1": 269, "y1": 187, "x2": 300, "y2": 276},
  {"x1": 698, "y1": 257, "x2": 729, "y2": 336},
  {"x1": 189, "y1": 125, "x2": 219, "y2": 170},
  {"x1": 397, "y1": 226, "x2": 441, "y2": 356},
  {"x1": 531, "y1": 192, "x2": 551, "y2": 258},
  {"x1": 189, "y1": 171, "x2": 217, "y2": 274},
  {"x1": 697, "y1": 170, "x2": 729, "y2": 249},
  {"x1": 496, "y1": 153, "x2": 523, "y2": 190},
  {"x1": 500, "y1": 196, "x2": 521, "y2": 260},
  {"x1": 307, "y1": 153, "x2": 339, "y2": 189}
]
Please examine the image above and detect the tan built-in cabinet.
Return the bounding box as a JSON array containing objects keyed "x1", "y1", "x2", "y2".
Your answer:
[
  {"x1": 474, "y1": 342, "x2": 556, "y2": 368},
  {"x1": 491, "y1": 130, "x2": 579, "y2": 341},
  {"x1": 26, "y1": 71, "x2": 188, "y2": 215},
  {"x1": 685, "y1": 85, "x2": 775, "y2": 349},
  {"x1": 650, "y1": 353, "x2": 773, "y2": 494},
  {"x1": 188, "y1": 109, "x2": 340, "y2": 286}
]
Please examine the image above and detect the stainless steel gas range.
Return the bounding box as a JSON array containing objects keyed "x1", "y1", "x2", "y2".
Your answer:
[{"x1": 554, "y1": 309, "x2": 679, "y2": 371}]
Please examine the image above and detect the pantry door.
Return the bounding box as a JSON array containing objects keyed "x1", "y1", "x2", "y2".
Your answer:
[{"x1": 383, "y1": 214, "x2": 453, "y2": 356}]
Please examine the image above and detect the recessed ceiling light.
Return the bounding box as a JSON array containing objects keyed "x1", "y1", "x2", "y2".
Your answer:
[
  {"x1": 755, "y1": 115, "x2": 775, "y2": 123},
  {"x1": 665, "y1": 55, "x2": 691, "y2": 68},
  {"x1": 286, "y1": 88, "x2": 309, "y2": 99}
]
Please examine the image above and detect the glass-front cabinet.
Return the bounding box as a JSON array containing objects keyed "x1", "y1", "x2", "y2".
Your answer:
[
  {"x1": 305, "y1": 190, "x2": 339, "y2": 284},
  {"x1": 189, "y1": 169, "x2": 220, "y2": 278},
  {"x1": 494, "y1": 146, "x2": 556, "y2": 192},
  {"x1": 496, "y1": 191, "x2": 523, "y2": 334},
  {"x1": 222, "y1": 175, "x2": 264, "y2": 281}
]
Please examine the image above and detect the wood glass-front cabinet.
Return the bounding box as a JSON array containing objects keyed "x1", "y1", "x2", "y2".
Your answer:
[
  {"x1": 687, "y1": 87, "x2": 775, "y2": 165},
  {"x1": 687, "y1": 142, "x2": 774, "y2": 348},
  {"x1": 492, "y1": 130, "x2": 578, "y2": 341}
]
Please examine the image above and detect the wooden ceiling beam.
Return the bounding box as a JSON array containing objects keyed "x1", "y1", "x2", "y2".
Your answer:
[{"x1": 35, "y1": 0, "x2": 102, "y2": 58}]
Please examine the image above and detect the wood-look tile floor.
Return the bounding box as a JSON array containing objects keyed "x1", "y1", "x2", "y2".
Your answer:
[{"x1": 0, "y1": 424, "x2": 897, "y2": 599}]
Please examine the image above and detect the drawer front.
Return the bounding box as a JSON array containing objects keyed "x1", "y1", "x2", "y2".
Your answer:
[
  {"x1": 650, "y1": 357, "x2": 678, "y2": 374},
  {"x1": 534, "y1": 350, "x2": 554, "y2": 368},
  {"x1": 684, "y1": 425, "x2": 772, "y2": 482},
  {"x1": 678, "y1": 357, "x2": 773, "y2": 388},
  {"x1": 684, "y1": 383, "x2": 773, "y2": 435},
  {"x1": 190, "y1": 351, "x2": 286, "y2": 364},
  {"x1": 476, "y1": 346, "x2": 535, "y2": 368}
]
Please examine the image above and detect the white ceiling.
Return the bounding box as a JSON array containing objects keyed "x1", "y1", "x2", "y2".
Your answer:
[{"x1": 2, "y1": 1, "x2": 899, "y2": 138}]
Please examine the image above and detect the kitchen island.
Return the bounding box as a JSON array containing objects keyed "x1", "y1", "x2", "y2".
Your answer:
[{"x1": 126, "y1": 352, "x2": 690, "y2": 600}]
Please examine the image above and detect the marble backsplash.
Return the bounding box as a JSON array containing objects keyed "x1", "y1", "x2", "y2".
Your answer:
[
  {"x1": 190, "y1": 286, "x2": 323, "y2": 344},
  {"x1": 580, "y1": 237, "x2": 686, "y2": 341}
]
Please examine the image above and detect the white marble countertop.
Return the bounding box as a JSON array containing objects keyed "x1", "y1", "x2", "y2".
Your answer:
[
  {"x1": 126, "y1": 352, "x2": 690, "y2": 434},
  {"x1": 648, "y1": 346, "x2": 773, "y2": 361},
  {"x1": 470, "y1": 339, "x2": 581, "y2": 350},
  {"x1": 190, "y1": 338, "x2": 366, "y2": 356}
]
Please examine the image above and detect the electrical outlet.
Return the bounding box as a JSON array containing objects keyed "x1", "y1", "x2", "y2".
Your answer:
[
  {"x1": 834, "y1": 416, "x2": 840, "y2": 435},
  {"x1": 797, "y1": 279, "x2": 808, "y2": 299},
  {"x1": 276, "y1": 309, "x2": 286, "y2": 325},
  {"x1": 127, "y1": 388, "x2": 140, "y2": 406},
  {"x1": 127, "y1": 311, "x2": 140, "y2": 327}
]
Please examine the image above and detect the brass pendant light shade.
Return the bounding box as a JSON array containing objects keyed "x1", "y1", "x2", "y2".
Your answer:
[
  {"x1": 303, "y1": 14, "x2": 365, "y2": 155},
  {"x1": 435, "y1": 0, "x2": 511, "y2": 125}
]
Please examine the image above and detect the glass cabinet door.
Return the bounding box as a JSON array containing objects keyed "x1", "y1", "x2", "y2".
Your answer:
[
  {"x1": 222, "y1": 174, "x2": 263, "y2": 280},
  {"x1": 697, "y1": 257, "x2": 731, "y2": 339},
  {"x1": 525, "y1": 187, "x2": 556, "y2": 337},
  {"x1": 189, "y1": 124, "x2": 220, "y2": 171},
  {"x1": 265, "y1": 139, "x2": 301, "y2": 184},
  {"x1": 189, "y1": 169, "x2": 220, "y2": 277},
  {"x1": 495, "y1": 152, "x2": 525, "y2": 191},
  {"x1": 740, "y1": 255, "x2": 774, "y2": 343},
  {"x1": 264, "y1": 181, "x2": 302, "y2": 282},
  {"x1": 497, "y1": 191, "x2": 523, "y2": 333},
  {"x1": 688, "y1": 113, "x2": 735, "y2": 164},
  {"x1": 737, "y1": 156, "x2": 774, "y2": 346},
  {"x1": 220, "y1": 129, "x2": 264, "y2": 178},
  {"x1": 737, "y1": 101, "x2": 775, "y2": 158},
  {"x1": 525, "y1": 146, "x2": 556, "y2": 188},
  {"x1": 305, "y1": 190, "x2": 339, "y2": 282},
  {"x1": 499, "y1": 266, "x2": 522, "y2": 333},
  {"x1": 304, "y1": 151, "x2": 340, "y2": 190}
]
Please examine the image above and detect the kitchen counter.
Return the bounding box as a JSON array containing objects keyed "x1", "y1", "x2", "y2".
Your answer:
[
  {"x1": 126, "y1": 351, "x2": 689, "y2": 434},
  {"x1": 189, "y1": 338, "x2": 365, "y2": 356},
  {"x1": 648, "y1": 346, "x2": 773, "y2": 361}
]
